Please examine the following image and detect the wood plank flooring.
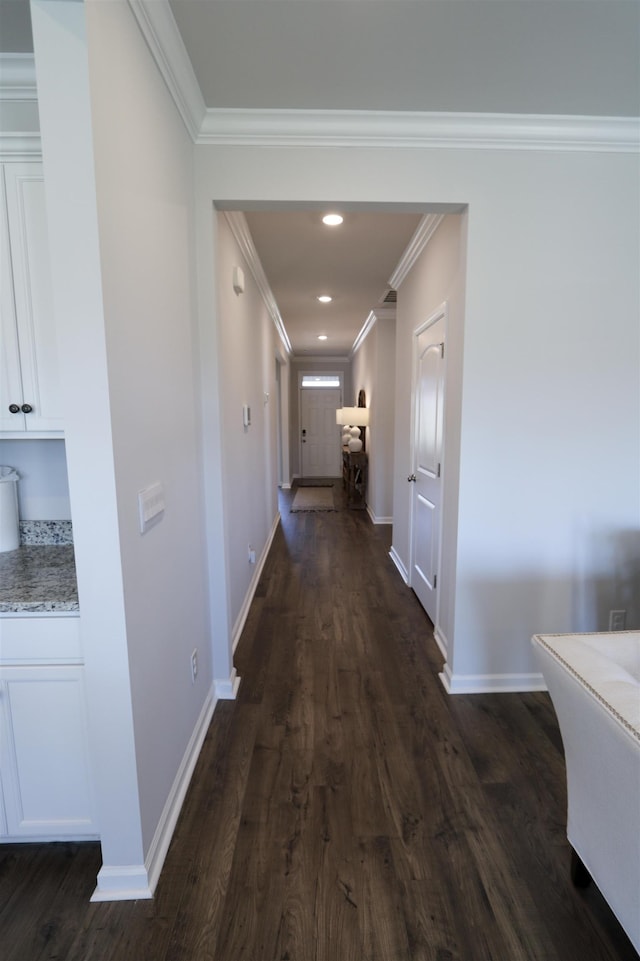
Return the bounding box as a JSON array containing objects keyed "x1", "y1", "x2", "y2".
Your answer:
[{"x1": 1, "y1": 481, "x2": 637, "y2": 960}]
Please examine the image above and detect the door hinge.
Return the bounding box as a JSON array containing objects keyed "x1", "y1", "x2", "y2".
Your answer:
[
  {"x1": 433, "y1": 574, "x2": 438, "y2": 589},
  {"x1": 437, "y1": 463, "x2": 441, "y2": 478},
  {"x1": 440, "y1": 342, "x2": 445, "y2": 358}
]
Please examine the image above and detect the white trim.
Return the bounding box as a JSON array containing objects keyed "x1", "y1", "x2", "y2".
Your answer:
[
  {"x1": 197, "y1": 109, "x2": 639, "y2": 153},
  {"x1": 407, "y1": 303, "x2": 448, "y2": 625},
  {"x1": 126, "y1": 3, "x2": 639, "y2": 154},
  {"x1": 127, "y1": 0, "x2": 206, "y2": 140},
  {"x1": 389, "y1": 215, "x2": 445, "y2": 290},
  {"x1": 0, "y1": 54, "x2": 37, "y2": 101},
  {"x1": 439, "y1": 662, "x2": 548, "y2": 694},
  {"x1": 0, "y1": 134, "x2": 41, "y2": 159},
  {"x1": 280, "y1": 482, "x2": 291, "y2": 491},
  {"x1": 231, "y1": 511, "x2": 280, "y2": 653},
  {"x1": 366, "y1": 505, "x2": 392, "y2": 525},
  {"x1": 433, "y1": 626, "x2": 448, "y2": 660},
  {"x1": 224, "y1": 211, "x2": 292, "y2": 354},
  {"x1": 351, "y1": 307, "x2": 395, "y2": 357},
  {"x1": 91, "y1": 865, "x2": 153, "y2": 902},
  {"x1": 293, "y1": 354, "x2": 350, "y2": 363},
  {"x1": 143, "y1": 684, "x2": 216, "y2": 894},
  {"x1": 215, "y1": 668, "x2": 241, "y2": 700},
  {"x1": 91, "y1": 682, "x2": 217, "y2": 902},
  {"x1": 389, "y1": 546, "x2": 409, "y2": 584},
  {"x1": 351, "y1": 311, "x2": 377, "y2": 357}
]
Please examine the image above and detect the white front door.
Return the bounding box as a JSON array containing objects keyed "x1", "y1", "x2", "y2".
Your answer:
[
  {"x1": 410, "y1": 307, "x2": 445, "y2": 625},
  {"x1": 300, "y1": 387, "x2": 342, "y2": 477}
]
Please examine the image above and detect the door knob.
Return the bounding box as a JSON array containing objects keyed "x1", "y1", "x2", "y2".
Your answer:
[{"x1": 407, "y1": 474, "x2": 416, "y2": 482}]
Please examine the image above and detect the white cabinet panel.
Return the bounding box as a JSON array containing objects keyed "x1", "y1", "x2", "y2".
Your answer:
[
  {"x1": 0, "y1": 163, "x2": 63, "y2": 434},
  {"x1": 0, "y1": 665, "x2": 97, "y2": 839}
]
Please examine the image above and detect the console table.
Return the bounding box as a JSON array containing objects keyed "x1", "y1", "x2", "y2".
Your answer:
[{"x1": 342, "y1": 449, "x2": 368, "y2": 509}]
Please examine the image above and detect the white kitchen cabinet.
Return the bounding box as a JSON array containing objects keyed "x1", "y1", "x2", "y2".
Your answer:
[
  {"x1": 0, "y1": 617, "x2": 98, "y2": 841},
  {"x1": 0, "y1": 162, "x2": 63, "y2": 435}
]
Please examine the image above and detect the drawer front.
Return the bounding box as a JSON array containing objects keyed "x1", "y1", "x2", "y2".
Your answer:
[{"x1": 0, "y1": 614, "x2": 82, "y2": 663}]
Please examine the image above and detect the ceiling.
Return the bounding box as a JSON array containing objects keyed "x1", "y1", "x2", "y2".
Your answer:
[
  {"x1": 243, "y1": 208, "x2": 423, "y2": 357},
  {"x1": 3, "y1": 0, "x2": 638, "y2": 358},
  {"x1": 169, "y1": 0, "x2": 640, "y2": 118}
]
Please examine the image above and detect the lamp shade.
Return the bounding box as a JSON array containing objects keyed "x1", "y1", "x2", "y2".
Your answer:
[
  {"x1": 340, "y1": 406, "x2": 369, "y2": 427},
  {"x1": 335, "y1": 408, "x2": 344, "y2": 425}
]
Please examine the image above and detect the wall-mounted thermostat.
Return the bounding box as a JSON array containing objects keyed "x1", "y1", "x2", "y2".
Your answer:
[{"x1": 243, "y1": 404, "x2": 251, "y2": 427}]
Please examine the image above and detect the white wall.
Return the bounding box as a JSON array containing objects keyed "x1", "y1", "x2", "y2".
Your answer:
[
  {"x1": 216, "y1": 212, "x2": 285, "y2": 640},
  {"x1": 0, "y1": 438, "x2": 70, "y2": 520},
  {"x1": 393, "y1": 214, "x2": 467, "y2": 658},
  {"x1": 33, "y1": 0, "x2": 215, "y2": 897},
  {"x1": 32, "y1": 0, "x2": 145, "y2": 894},
  {"x1": 195, "y1": 141, "x2": 640, "y2": 691},
  {"x1": 351, "y1": 313, "x2": 396, "y2": 523},
  {"x1": 84, "y1": 0, "x2": 213, "y2": 858}
]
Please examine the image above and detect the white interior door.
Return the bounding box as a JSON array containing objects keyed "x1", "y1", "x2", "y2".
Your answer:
[
  {"x1": 300, "y1": 387, "x2": 342, "y2": 477},
  {"x1": 410, "y1": 308, "x2": 445, "y2": 625}
]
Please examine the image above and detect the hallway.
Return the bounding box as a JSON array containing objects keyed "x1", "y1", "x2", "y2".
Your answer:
[{"x1": 1, "y1": 485, "x2": 636, "y2": 960}]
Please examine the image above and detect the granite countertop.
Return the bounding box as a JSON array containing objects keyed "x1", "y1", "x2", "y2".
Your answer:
[{"x1": 0, "y1": 545, "x2": 79, "y2": 613}]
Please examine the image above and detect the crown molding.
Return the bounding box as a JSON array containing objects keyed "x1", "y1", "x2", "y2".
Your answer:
[
  {"x1": 292, "y1": 354, "x2": 350, "y2": 363},
  {"x1": 389, "y1": 214, "x2": 445, "y2": 290},
  {"x1": 0, "y1": 54, "x2": 37, "y2": 101},
  {"x1": 127, "y1": 2, "x2": 639, "y2": 154},
  {"x1": 0, "y1": 133, "x2": 41, "y2": 159},
  {"x1": 351, "y1": 307, "x2": 396, "y2": 357},
  {"x1": 127, "y1": 0, "x2": 206, "y2": 141},
  {"x1": 198, "y1": 109, "x2": 639, "y2": 153},
  {"x1": 224, "y1": 211, "x2": 292, "y2": 355}
]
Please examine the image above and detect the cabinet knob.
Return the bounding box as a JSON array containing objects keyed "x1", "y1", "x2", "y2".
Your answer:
[
  {"x1": 8, "y1": 404, "x2": 20, "y2": 414},
  {"x1": 21, "y1": 404, "x2": 33, "y2": 414}
]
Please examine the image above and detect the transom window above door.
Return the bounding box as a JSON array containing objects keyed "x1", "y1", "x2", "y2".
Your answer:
[{"x1": 301, "y1": 375, "x2": 340, "y2": 388}]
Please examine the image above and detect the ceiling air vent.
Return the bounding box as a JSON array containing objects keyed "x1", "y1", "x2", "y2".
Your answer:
[{"x1": 381, "y1": 288, "x2": 397, "y2": 305}]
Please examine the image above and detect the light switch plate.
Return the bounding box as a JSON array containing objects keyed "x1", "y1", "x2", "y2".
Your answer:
[{"x1": 138, "y1": 482, "x2": 165, "y2": 533}]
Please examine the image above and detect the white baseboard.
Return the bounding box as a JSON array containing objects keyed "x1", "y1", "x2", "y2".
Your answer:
[
  {"x1": 439, "y1": 662, "x2": 548, "y2": 694},
  {"x1": 389, "y1": 546, "x2": 409, "y2": 583},
  {"x1": 91, "y1": 864, "x2": 153, "y2": 902},
  {"x1": 366, "y1": 505, "x2": 392, "y2": 525},
  {"x1": 280, "y1": 482, "x2": 291, "y2": 490},
  {"x1": 433, "y1": 626, "x2": 448, "y2": 659},
  {"x1": 215, "y1": 667, "x2": 241, "y2": 700},
  {"x1": 91, "y1": 683, "x2": 216, "y2": 903},
  {"x1": 232, "y1": 512, "x2": 280, "y2": 653}
]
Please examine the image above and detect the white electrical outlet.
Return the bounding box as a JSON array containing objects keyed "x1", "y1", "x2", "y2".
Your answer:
[
  {"x1": 190, "y1": 649, "x2": 198, "y2": 683},
  {"x1": 609, "y1": 610, "x2": 627, "y2": 631}
]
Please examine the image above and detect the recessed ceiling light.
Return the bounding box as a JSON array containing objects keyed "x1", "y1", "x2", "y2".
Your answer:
[
  {"x1": 317, "y1": 295, "x2": 332, "y2": 303},
  {"x1": 322, "y1": 213, "x2": 343, "y2": 226},
  {"x1": 318, "y1": 334, "x2": 328, "y2": 341}
]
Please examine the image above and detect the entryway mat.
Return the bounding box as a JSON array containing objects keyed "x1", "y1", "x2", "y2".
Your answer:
[{"x1": 290, "y1": 487, "x2": 337, "y2": 512}]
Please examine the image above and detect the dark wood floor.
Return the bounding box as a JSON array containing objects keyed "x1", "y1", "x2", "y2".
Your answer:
[{"x1": 2, "y1": 481, "x2": 637, "y2": 960}]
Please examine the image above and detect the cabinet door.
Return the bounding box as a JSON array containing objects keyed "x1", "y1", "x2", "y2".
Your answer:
[
  {"x1": 0, "y1": 168, "x2": 26, "y2": 431},
  {"x1": 0, "y1": 665, "x2": 97, "y2": 839},
  {"x1": 2, "y1": 163, "x2": 63, "y2": 433}
]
